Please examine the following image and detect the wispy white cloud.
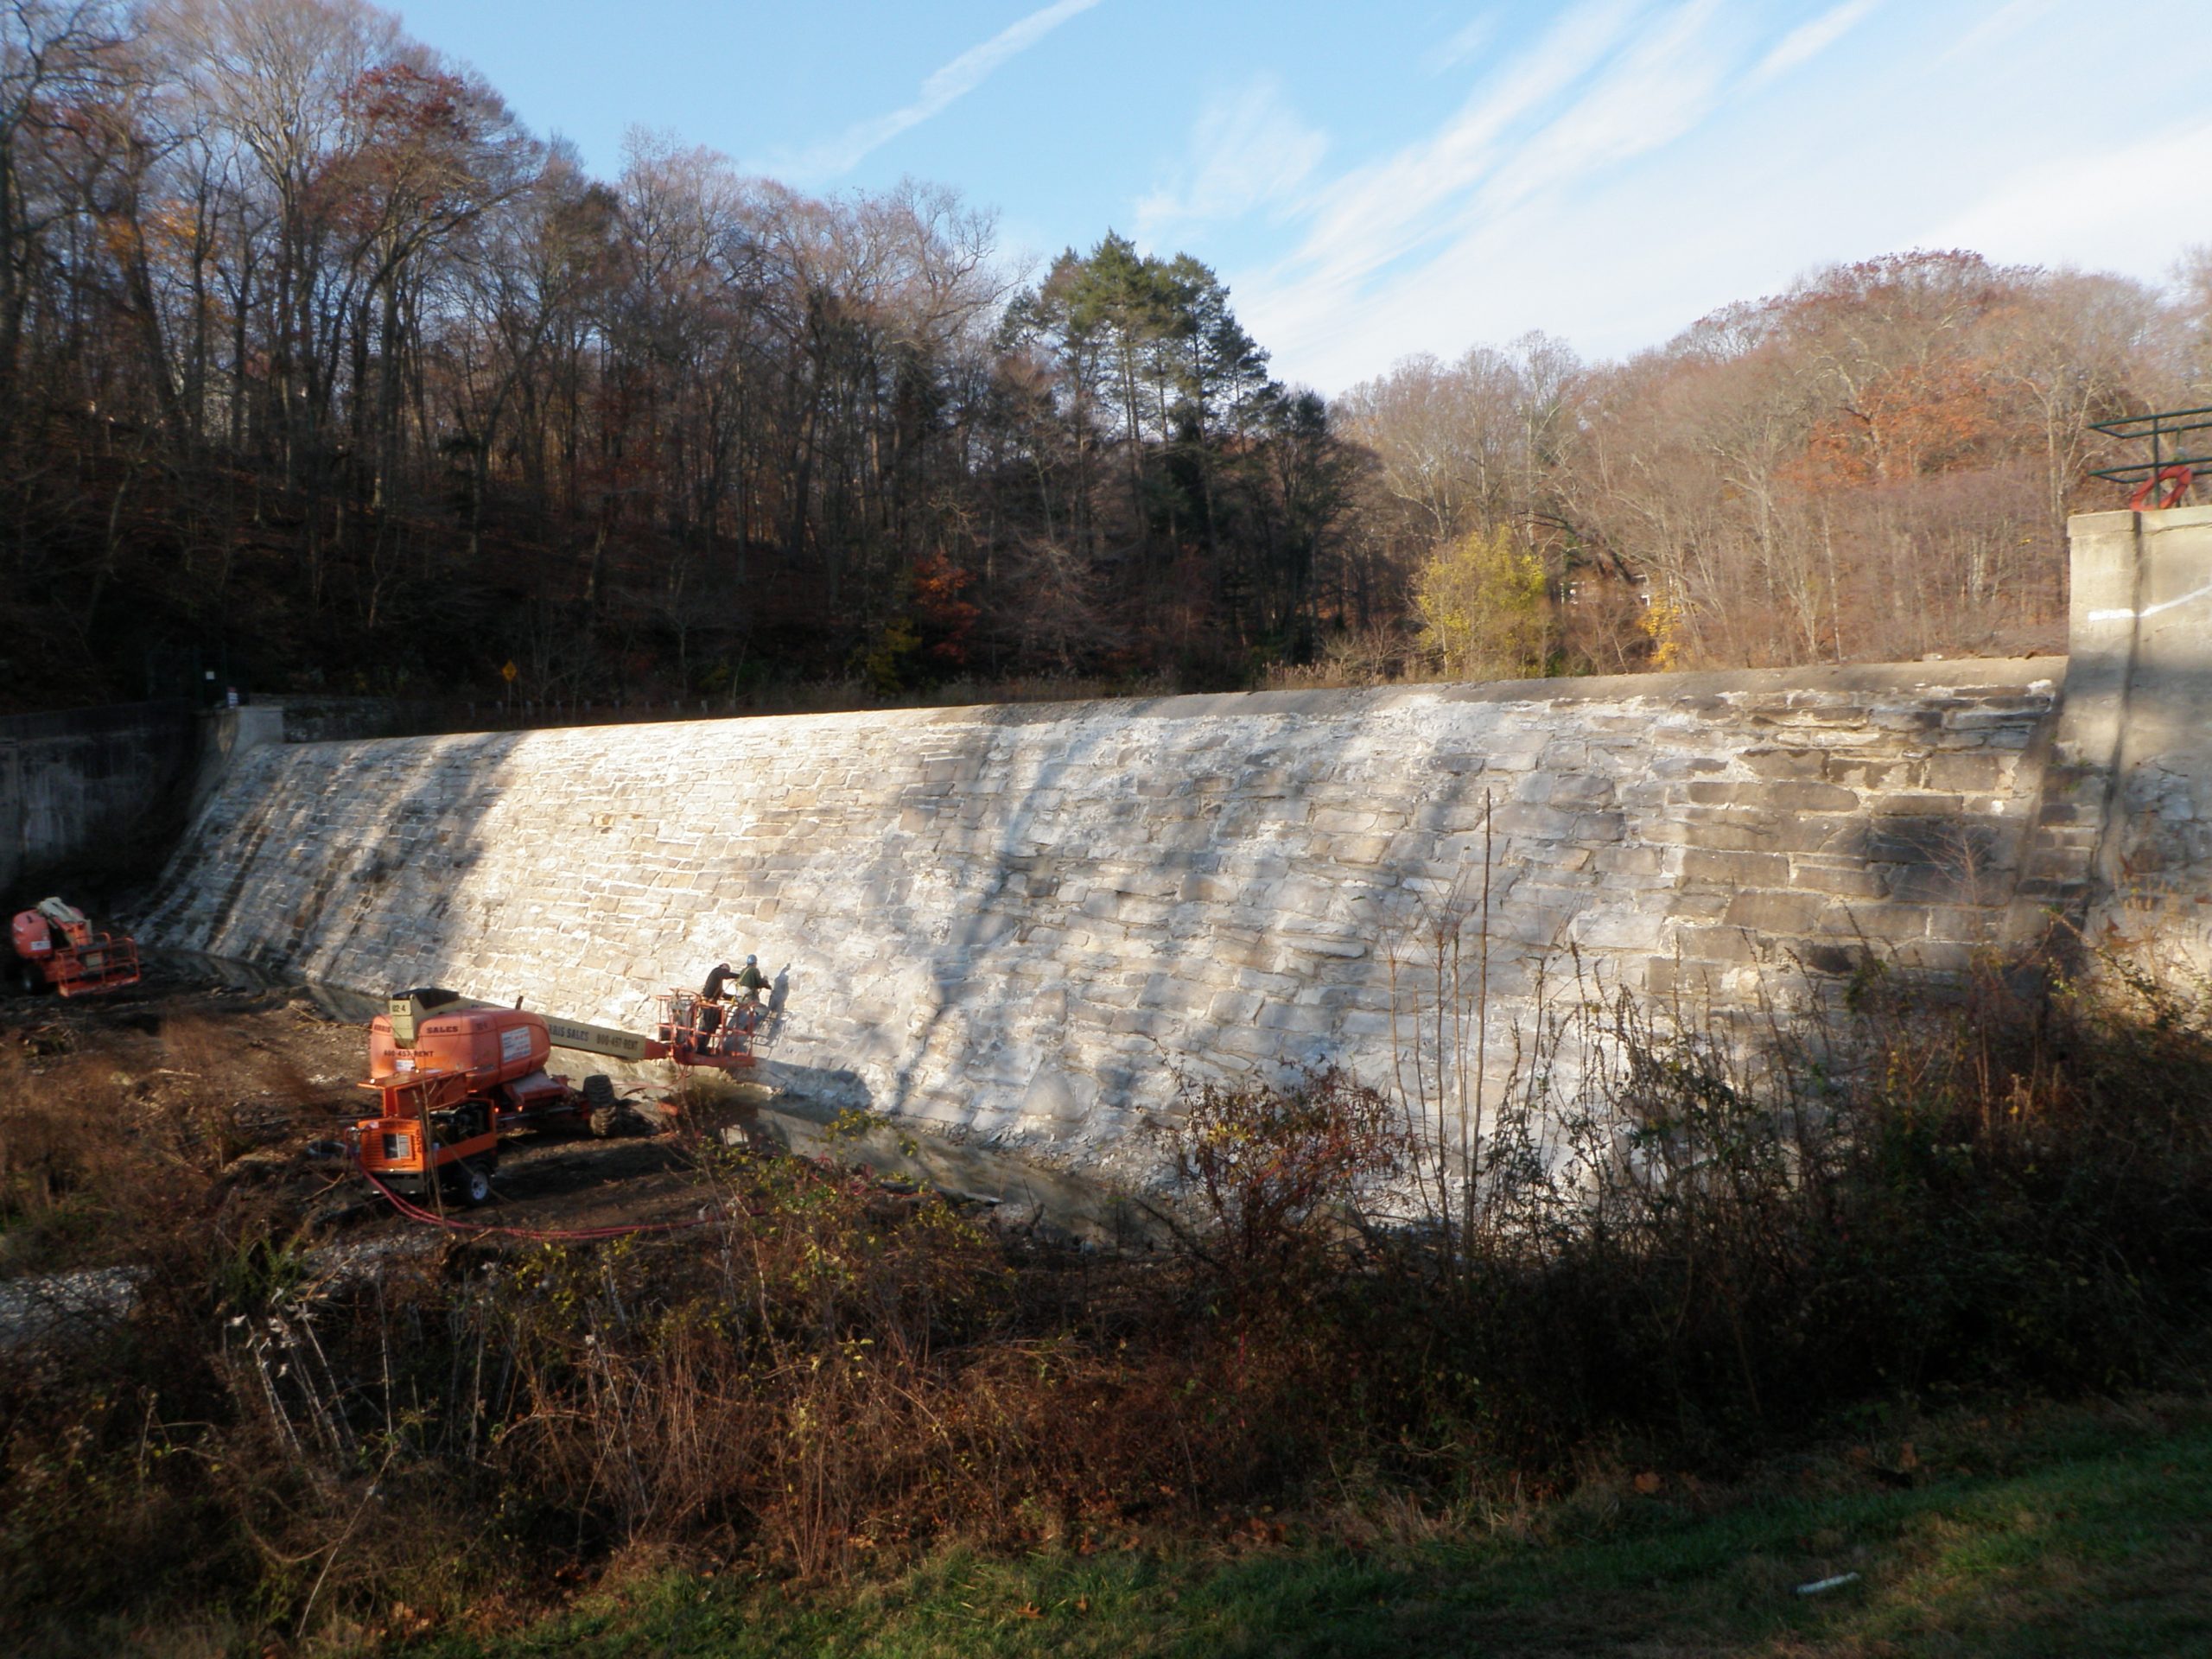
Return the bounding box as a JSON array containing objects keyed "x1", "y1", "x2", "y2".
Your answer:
[
  {"x1": 1941, "y1": 0, "x2": 2063, "y2": 64},
  {"x1": 1926, "y1": 114, "x2": 2212, "y2": 278},
  {"x1": 1430, "y1": 13, "x2": 1498, "y2": 73},
  {"x1": 781, "y1": 0, "x2": 1105, "y2": 180},
  {"x1": 1284, "y1": 0, "x2": 1653, "y2": 296},
  {"x1": 1224, "y1": 0, "x2": 1921, "y2": 390},
  {"x1": 1472, "y1": 0, "x2": 1725, "y2": 219},
  {"x1": 1135, "y1": 77, "x2": 1328, "y2": 239},
  {"x1": 1164, "y1": 0, "x2": 2190, "y2": 392},
  {"x1": 1229, "y1": 0, "x2": 1728, "y2": 370},
  {"x1": 1747, "y1": 0, "x2": 1880, "y2": 86}
]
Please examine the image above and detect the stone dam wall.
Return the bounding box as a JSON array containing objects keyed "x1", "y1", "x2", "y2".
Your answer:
[{"x1": 137, "y1": 509, "x2": 2212, "y2": 1171}]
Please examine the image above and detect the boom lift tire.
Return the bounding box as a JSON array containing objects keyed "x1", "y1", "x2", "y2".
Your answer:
[
  {"x1": 17, "y1": 959, "x2": 43, "y2": 995},
  {"x1": 584, "y1": 1073, "x2": 623, "y2": 1138}
]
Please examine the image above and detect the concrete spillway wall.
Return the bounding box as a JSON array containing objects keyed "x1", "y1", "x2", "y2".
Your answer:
[
  {"x1": 137, "y1": 509, "x2": 2212, "y2": 1169},
  {"x1": 2060, "y1": 507, "x2": 2212, "y2": 968},
  {"x1": 2, "y1": 700, "x2": 199, "y2": 896}
]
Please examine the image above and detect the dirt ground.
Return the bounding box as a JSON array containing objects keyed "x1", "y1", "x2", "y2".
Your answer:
[{"x1": 0, "y1": 952, "x2": 767, "y2": 1260}]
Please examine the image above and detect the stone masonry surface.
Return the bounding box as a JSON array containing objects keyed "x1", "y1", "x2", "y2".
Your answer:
[{"x1": 140, "y1": 658, "x2": 2069, "y2": 1173}]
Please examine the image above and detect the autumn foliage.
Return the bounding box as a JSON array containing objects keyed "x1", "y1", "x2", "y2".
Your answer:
[
  {"x1": 0, "y1": 5, "x2": 2203, "y2": 718},
  {"x1": 1338, "y1": 251, "x2": 2201, "y2": 677}
]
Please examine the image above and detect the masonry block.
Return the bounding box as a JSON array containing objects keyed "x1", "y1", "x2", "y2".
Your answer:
[
  {"x1": 1788, "y1": 862, "x2": 1891, "y2": 899},
  {"x1": 1722, "y1": 890, "x2": 1832, "y2": 933},
  {"x1": 1686, "y1": 780, "x2": 1861, "y2": 811},
  {"x1": 1681, "y1": 849, "x2": 1790, "y2": 887},
  {"x1": 1671, "y1": 925, "x2": 1758, "y2": 963},
  {"x1": 1738, "y1": 747, "x2": 1829, "y2": 780}
]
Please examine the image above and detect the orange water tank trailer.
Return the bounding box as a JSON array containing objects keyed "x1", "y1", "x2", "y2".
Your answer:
[
  {"x1": 354, "y1": 995, "x2": 579, "y2": 1198},
  {"x1": 368, "y1": 1002, "x2": 553, "y2": 1090}
]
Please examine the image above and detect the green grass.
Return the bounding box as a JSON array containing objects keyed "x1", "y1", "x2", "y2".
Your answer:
[{"x1": 426, "y1": 1401, "x2": 2212, "y2": 1659}]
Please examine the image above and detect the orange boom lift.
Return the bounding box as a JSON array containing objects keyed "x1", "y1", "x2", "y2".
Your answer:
[
  {"x1": 349, "y1": 985, "x2": 763, "y2": 1205},
  {"x1": 9, "y1": 897, "x2": 141, "y2": 997}
]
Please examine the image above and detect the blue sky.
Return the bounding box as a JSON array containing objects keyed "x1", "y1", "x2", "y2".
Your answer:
[{"x1": 395, "y1": 1, "x2": 2212, "y2": 392}]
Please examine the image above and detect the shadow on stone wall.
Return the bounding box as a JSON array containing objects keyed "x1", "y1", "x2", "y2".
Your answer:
[
  {"x1": 140, "y1": 663, "x2": 2074, "y2": 1166},
  {"x1": 868, "y1": 696, "x2": 1459, "y2": 1133},
  {"x1": 876, "y1": 671, "x2": 2063, "y2": 1147},
  {"x1": 141, "y1": 731, "x2": 531, "y2": 992},
  {"x1": 2074, "y1": 657, "x2": 2212, "y2": 976}
]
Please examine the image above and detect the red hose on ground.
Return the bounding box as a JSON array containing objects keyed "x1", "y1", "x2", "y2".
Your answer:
[{"x1": 353, "y1": 1160, "x2": 728, "y2": 1243}]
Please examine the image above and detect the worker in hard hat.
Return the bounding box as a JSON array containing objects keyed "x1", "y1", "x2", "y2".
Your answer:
[
  {"x1": 730, "y1": 955, "x2": 771, "y2": 1039},
  {"x1": 697, "y1": 961, "x2": 735, "y2": 1052}
]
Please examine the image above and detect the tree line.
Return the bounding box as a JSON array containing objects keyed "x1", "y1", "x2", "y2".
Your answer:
[
  {"x1": 0, "y1": 0, "x2": 2204, "y2": 715},
  {"x1": 1340, "y1": 251, "x2": 2210, "y2": 681}
]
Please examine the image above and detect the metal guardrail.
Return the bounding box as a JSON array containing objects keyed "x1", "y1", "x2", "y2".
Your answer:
[{"x1": 2091, "y1": 405, "x2": 2212, "y2": 506}]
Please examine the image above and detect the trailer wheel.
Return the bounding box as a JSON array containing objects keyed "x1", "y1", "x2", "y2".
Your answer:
[
  {"x1": 448, "y1": 1159, "x2": 493, "y2": 1207},
  {"x1": 16, "y1": 958, "x2": 47, "y2": 995}
]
